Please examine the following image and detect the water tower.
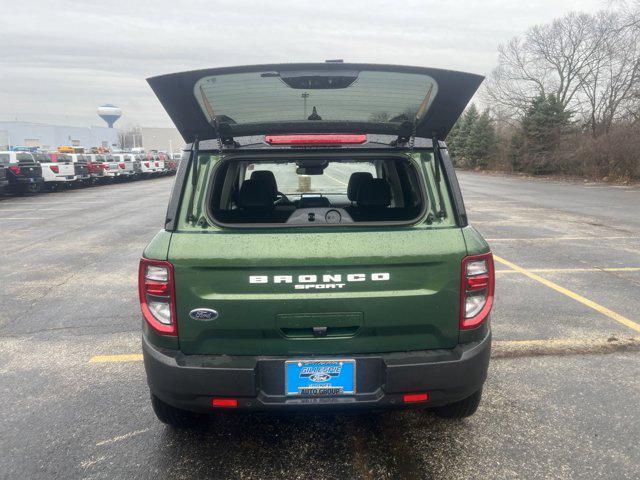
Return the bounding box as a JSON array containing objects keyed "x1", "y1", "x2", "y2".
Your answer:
[{"x1": 97, "y1": 104, "x2": 122, "y2": 128}]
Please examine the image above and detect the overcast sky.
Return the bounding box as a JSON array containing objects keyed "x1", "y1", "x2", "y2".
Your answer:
[{"x1": 1, "y1": 0, "x2": 607, "y2": 129}]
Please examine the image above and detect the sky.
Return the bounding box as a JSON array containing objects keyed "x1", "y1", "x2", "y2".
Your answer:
[{"x1": 1, "y1": 0, "x2": 608, "y2": 129}]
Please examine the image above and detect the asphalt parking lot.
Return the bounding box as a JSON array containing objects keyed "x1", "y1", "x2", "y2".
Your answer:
[{"x1": 1, "y1": 171, "x2": 639, "y2": 479}]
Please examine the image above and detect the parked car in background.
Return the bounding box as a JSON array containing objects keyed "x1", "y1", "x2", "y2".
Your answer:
[
  {"x1": 111, "y1": 153, "x2": 136, "y2": 179},
  {"x1": 36, "y1": 153, "x2": 78, "y2": 190},
  {"x1": 132, "y1": 154, "x2": 143, "y2": 177},
  {"x1": 67, "y1": 154, "x2": 92, "y2": 185},
  {"x1": 137, "y1": 154, "x2": 156, "y2": 176},
  {"x1": 83, "y1": 154, "x2": 107, "y2": 182},
  {"x1": 0, "y1": 161, "x2": 9, "y2": 193},
  {"x1": 0, "y1": 151, "x2": 44, "y2": 194},
  {"x1": 101, "y1": 154, "x2": 122, "y2": 181},
  {"x1": 151, "y1": 154, "x2": 165, "y2": 175}
]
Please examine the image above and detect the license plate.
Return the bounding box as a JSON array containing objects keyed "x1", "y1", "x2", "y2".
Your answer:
[
  {"x1": 28, "y1": 178, "x2": 34, "y2": 182},
  {"x1": 285, "y1": 359, "x2": 356, "y2": 396}
]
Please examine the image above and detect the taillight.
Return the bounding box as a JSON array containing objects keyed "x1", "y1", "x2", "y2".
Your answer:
[
  {"x1": 9, "y1": 166, "x2": 21, "y2": 174},
  {"x1": 49, "y1": 165, "x2": 59, "y2": 173},
  {"x1": 118, "y1": 162, "x2": 125, "y2": 169},
  {"x1": 460, "y1": 253, "x2": 494, "y2": 329},
  {"x1": 144, "y1": 162, "x2": 150, "y2": 167},
  {"x1": 155, "y1": 162, "x2": 159, "y2": 167},
  {"x1": 139, "y1": 258, "x2": 177, "y2": 336},
  {"x1": 102, "y1": 163, "x2": 109, "y2": 170},
  {"x1": 265, "y1": 134, "x2": 367, "y2": 145}
]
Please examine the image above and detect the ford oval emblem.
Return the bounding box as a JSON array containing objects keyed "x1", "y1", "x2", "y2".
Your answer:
[
  {"x1": 309, "y1": 373, "x2": 331, "y2": 382},
  {"x1": 189, "y1": 308, "x2": 219, "y2": 321}
]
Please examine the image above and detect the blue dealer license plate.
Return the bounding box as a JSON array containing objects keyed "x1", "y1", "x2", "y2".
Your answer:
[{"x1": 285, "y1": 359, "x2": 356, "y2": 396}]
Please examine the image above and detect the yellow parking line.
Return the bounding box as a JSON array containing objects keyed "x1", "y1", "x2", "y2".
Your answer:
[
  {"x1": 89, "y1": 354, "x2": 143, "y2": 363},
  {"x1": 494, "y1": 255, "x2": 640, "y2": 333},
  {"x1": 496, "y1": 267, "x2": 640, "y2": 274},
  {"x1": 324, "y1": 172, "x2": 348, "y2": 186}
]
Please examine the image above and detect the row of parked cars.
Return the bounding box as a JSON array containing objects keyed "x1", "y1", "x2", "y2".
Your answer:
[{"x1": 0, "y1": 151, "x2": 180, "y2": 195}]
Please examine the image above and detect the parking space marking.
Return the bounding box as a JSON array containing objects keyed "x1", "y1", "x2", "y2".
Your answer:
[
  {"x1": 89, "y1": 354, "x2": 143, "y2": 363},
  {"x1": 487, "y1": 236, "x2": 637, "y2": 242},
  {"x1": 90, "y1": 336, "x2": 640, "y2": 365},
  {"x1": 494, "y1": 255, "x2": 640, "y2": 333},
  {"x1": 324, "y1": 172, "x2": 348, "y2": 186},
  {"x1": 95, "y1": 428, "x2": 150, "y2": 446},
  {"x1": 496, "y1": 267, "x2": 640, "y2": 274}
]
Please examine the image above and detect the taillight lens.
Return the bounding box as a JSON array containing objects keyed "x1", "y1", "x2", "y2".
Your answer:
[
  {"x1": 118, "y1": 162, "x2": 125, "y2": 169},
  {"x1": 144, "y1": 162, "x2": 150, "y2": 167},
  {"x1": 102, "y1": 163, "x2": 109, "y2": 170},
  {"x1": 460, "y1": 253, "x2": 495, "y2": 329},
  {"x1": 265, "y1": 134, "x2": 367, "y2": 145},
  {"x1": 9, "y1": 166, "x2": 21, "y2": 174},
  {"x1": 155, "y1": 162, "x2": 159, "y2": 167},
  {"x1": 139, "y1": 258, "x2": 177, "y2": 336},
  {"x1": 49, "y1": 165, "x2": 59, "y2": 173}
]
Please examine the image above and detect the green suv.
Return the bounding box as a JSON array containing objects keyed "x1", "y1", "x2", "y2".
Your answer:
[{"x1": 140, "y1": 63, "x2": 494, "y2": 428}]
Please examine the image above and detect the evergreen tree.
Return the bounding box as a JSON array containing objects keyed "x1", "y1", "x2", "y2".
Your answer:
[
  {"x1": 521, "y1": 93, "x2": 570, "y2": 155},
  {"x1": 466, "y1": 110, "x2": 497, "y2": 168},
  {"x1": 457, "y1": 103, "x2": 479, "y2": 164},
  {"x1": 512, "y1": 93, "x2": 571, "y2": 173}
]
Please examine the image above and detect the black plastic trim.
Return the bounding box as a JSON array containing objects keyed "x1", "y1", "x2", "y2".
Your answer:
[
  {"x1": 164, "y1": 150, "x2": 190, "y2": 231},
  {"x1": 143, "y1": 331, "x2": 491, "y2": 413}
]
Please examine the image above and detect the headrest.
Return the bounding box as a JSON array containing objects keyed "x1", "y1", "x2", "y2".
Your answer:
[
  {"x1": 347, "y1": 172, "x2": 374, "y2": 201},
  {"x1": 357, "y1": 178, "x2": 391, "y2": 208},
  {"x1": 238, "y1": 179, "x2": 275, "y2": 209},
  {"x1": 298, "y1": 196, "x2": 331, "y2": 208},
  {"x1": 250, "y1": 170, "x2": 278, "y2": 200}
]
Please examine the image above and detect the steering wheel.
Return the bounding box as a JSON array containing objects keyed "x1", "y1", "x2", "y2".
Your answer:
[{"x1": 275, "y1": 191, "x2": 293, "y2": 206}]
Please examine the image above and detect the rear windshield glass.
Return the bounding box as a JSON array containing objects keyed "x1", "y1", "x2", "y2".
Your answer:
[
  {"x1": 208, "y1": 157, "x2": 425, "y2": 226},
  {"x1": 17, "y1": 153, "x2": 35, "y2": 162},
  {"x1": 194, "y1": 70, "x2": 437, "y2": 127}
]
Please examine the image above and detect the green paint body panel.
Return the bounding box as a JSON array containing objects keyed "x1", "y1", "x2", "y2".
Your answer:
[
  {"x1": 142, "y1": 148, "x2": 491, "y2": 357},
  {"x1": 168, "y1": 226, "x2": 467, "y2": 355},
  {"x1": 142, "y1": 230, "x2": 172, "y2": 260}
]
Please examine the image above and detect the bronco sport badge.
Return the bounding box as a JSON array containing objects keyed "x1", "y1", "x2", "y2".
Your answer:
[{"x1": 249, "y1": 273, "x2": 390, "y2": 290}]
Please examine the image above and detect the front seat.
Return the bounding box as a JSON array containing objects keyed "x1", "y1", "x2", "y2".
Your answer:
[
  {"x1": 238, "y1": 179, "x2": 275, "y2": 210},
  {"x1": 250, "y1": 170, "x2": 278, "y2": 202},
  {"x1": 347, "y1": 172, "x2": 374, "y2": 203},
  {"x1": 237, "y1": 179, "x2": 292, "y2": 223}
]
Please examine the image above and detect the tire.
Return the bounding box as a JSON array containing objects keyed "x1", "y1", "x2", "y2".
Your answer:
[
  {"x1": 151, "y1": 394, "x2": 204, "y2": 429},
  {"x1": 433, "y1": 389, "x2": 482, "y2": 419}
]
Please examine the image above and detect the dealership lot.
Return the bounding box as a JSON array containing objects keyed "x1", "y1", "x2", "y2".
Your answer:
[{"x1": 1, "y1": 172, "x2": 639, "y2": 479}]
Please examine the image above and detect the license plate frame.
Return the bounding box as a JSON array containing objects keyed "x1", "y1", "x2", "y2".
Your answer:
[{"x1": 285, "y1": 359, "x2": 356, "y2": 397}]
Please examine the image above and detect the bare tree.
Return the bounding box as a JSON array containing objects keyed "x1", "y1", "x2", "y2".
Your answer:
[
  {"x1": 484, "y1": 8, "x2": 640, "y2": 132},
  {"x1": 484, "y1": 12, "x2": 601, "y2": 117},
  {"x1": 579, "y1": 11, "x2": 640, "y2": 134}
]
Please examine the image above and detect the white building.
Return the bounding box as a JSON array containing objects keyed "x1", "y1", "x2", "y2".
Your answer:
[{"x1": 0, "y1": 121, "x2": 118, "y2": 150}]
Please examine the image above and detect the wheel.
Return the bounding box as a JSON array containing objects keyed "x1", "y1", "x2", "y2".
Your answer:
[
  {"x1": 151, "y1": 394, "x2": 204, "y2": 429},
  {"x1": 433, "y1": 389, "x2": 482, "y2": 419}
]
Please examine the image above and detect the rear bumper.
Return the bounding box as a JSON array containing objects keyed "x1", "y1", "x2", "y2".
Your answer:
[
  {"x1": 11, "y1": 176, "x2": 43, "y2": 185},
  {"x1": 143, "y1": 331, "x2": 491, "y2": 413}
]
